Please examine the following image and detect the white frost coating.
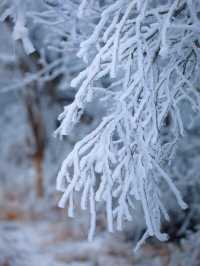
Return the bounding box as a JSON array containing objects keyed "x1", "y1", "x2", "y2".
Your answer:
[
  {"x1": 55, "y1": 0, "x2": 200, "y2": 248},
  {"x1": 88, "y1": 185, "x2": 96, "y2": 242},
  {"x1": 160, "y1": 0, "x2": 179, "y2": 57},
  {"x1": 78, "y1": 0, "x2": 88, "y2": 18},
  {"x1": 12, "y1": 0, "x2": 35, "y2": 54}
]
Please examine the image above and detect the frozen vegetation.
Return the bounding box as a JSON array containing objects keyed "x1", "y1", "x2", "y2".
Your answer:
[{"x1": 0, "y1": 0, "x2": 200, "y2": 265}]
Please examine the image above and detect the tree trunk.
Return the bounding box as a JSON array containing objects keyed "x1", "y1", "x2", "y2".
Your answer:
[
  {"x1": 24, "y1": 87, "x2": 46, "y2": 198},
  {"x1": 33, "y1": 156, "x2": 44, "y2": 198}
]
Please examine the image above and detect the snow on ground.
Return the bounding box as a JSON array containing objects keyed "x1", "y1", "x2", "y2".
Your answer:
[
  {"x1": 0, "y1": 205, "x2": 199, "y2": 266},
  {"x1": 0, "y1": 218, "x2": 163, "y2": 266}
]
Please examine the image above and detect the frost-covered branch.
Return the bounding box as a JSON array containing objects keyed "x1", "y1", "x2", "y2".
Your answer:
[
  {"x1": 56, "y1": 0, "x2": 200, "y2": 248},
  {"x1": 1, "y1": 0, "x2": 200, "y2": 250}
]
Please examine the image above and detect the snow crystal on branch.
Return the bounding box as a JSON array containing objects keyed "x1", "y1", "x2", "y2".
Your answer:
[
  {"x1": 0, "y1": 0, "x2": 35, "y2": 54},
  {"x1": 55, "y1": 0, "x2": 200, "y2": 248}
]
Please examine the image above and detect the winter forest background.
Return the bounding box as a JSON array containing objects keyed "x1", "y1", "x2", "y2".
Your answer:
[{"x1": 0, "y1": 0, "x2": 200, "y2": 265}]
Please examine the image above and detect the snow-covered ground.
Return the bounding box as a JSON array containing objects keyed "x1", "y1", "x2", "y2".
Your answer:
[{"x1": 0, "y1": 215, "x2": 200, "y2": 266}]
